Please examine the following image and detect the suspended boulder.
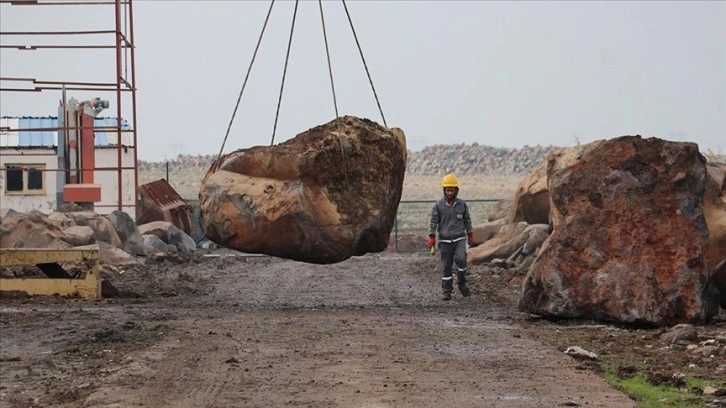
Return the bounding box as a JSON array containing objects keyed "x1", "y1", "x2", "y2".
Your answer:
[{"x1": 199, "y1": 116, "x2": 407, "y2": 264}]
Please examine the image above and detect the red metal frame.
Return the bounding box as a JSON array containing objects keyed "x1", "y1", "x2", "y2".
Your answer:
[{"x1": 0, "y1": 0, "x2": 139, "y2": 217}]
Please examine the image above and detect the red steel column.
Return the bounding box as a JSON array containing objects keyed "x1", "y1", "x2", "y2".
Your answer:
[
  {"x1": 115, "y1": 0, "x2": 123, "y2": 211},
  {"x1": 80, "y1": 112, "x2": 95, "y2": 183},
  {"x1": 129, "y1": 0, "x2": 139, "y2": 219}
]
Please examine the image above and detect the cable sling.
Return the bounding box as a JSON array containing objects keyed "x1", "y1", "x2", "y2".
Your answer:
[
  {"x1": 318, "y1": 0, "x2": 339, "y2": 119},
  {"x1": 270, "y1": 0, "x2": 300, "y2": 146},
  {"x1": 215, "y1": 0, "x2": 275, "y2": 171},
  {"x1": 341, "y1": 0, "x2": 387, "y2": 128}
]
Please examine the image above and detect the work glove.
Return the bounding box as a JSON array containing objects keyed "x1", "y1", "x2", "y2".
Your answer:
[
  {"x1": 467, "y1": 233, "x2": 474, "y2": 246},
  {"x1": 427, "y1": 235, "x2": 436, "y2": 248}
]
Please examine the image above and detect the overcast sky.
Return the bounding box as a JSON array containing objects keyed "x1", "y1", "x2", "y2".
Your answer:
[{"x1": 1, "y1": 1, "x2": 724, "y2": 162}]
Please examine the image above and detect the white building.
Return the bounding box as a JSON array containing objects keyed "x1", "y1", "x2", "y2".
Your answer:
[{"x1": 0, "y1": 116, "x2": 136, "y2": 217}]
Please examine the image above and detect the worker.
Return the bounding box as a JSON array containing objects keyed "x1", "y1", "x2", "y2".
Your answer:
[{"x1": 427, "y1": 173, "x2": 474, "y2": 301}]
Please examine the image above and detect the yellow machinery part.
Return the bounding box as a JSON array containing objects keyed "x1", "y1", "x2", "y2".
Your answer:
[{"x1": 0, "y1": 244, "x2": 101, "y2": 300}]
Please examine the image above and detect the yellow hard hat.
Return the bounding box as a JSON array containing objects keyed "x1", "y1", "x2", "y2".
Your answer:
[{"x1": 441, "y1": 174, "x2": 458, "y2": 188}]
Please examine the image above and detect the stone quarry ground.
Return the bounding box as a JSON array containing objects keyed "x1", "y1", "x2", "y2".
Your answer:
[
  {"x1": 1, "y1": 173, "x2": 725, "y2": 407},
  {"x1": 0, "y1": 249, "x2": 724, "y2": 408}
]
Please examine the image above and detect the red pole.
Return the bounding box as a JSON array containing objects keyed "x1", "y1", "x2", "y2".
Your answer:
[
  {"x1": 80, "y1": 112, "x2": 95, "y2": 183},
  {"x1": 128, "y1": 0, "x2": 139, "y2": 219},
  {"x1": 115, "y1": 0, "x2": 123, "y2": 211}
]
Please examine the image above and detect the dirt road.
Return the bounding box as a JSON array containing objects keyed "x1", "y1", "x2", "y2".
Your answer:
[{"x1": 0, "y1": 252, "x2": 636, "y2": 407}]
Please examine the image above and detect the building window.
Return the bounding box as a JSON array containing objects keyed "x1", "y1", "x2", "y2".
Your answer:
[{"x1": 4, "y1": 164, "x2": 46, "y2": 195}]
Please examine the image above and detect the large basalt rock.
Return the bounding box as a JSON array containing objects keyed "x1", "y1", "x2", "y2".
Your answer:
[
  {"x1": 199, "y1": 116, "x2": 407, "y2": 264},
  {"x1": 519, "y1": 136, "x2": 719, "y2": 326}
]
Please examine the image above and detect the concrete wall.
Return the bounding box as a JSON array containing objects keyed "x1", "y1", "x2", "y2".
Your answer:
[
  {"x1": 0, "y1": 149, "x2": 58, "y2": 216},
  {"x1": 0, "y1": 147, "x2": 136, "y2": 217},
  {"x1": 94, "y1": 148, "x2": 137, "y2": 216}
]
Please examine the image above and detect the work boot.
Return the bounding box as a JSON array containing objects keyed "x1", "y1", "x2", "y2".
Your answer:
[
  {"x1": 442, "y1": 276, "x2": 454, "y2": 300},
  {"x1": 457, "y1": 268, "x2": 471, "y2": 297}
]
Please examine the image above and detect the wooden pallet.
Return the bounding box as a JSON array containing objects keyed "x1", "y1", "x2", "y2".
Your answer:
[{"x1": 0, "y1": 244, "x2": 101, "y2": 299}]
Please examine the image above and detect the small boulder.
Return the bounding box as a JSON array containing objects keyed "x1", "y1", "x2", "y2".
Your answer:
[
  {"x1": 63, "y1": 226, "x2": 96, "y2": 247},
  {"x1": 471, "y1": 218, "x2": 507, "y2": 245},
  {"x1": 659, "y1": 324, "x2": 698, "y2": 345},
  {"x1": 143, "y1": 234, "x2": 169, "y2": 255},
  {"x1": 98, "y1": 241, "x2": 141, "y2": 266},
  {"x1": 468, "y1": 222, "x2": 530, "y2": 265},
  {"x1": 107, "y1": 210, "x2": 147, "y2": 256},
  {"x1": 0, "y1": 209, "x2": 71, "y2": 249},
  {"x1": 139, "y1": 221, "x2": 196, "y2": 253},
  {"x1": 63, "y1": 211, "x2": 123, "y2": 249}
]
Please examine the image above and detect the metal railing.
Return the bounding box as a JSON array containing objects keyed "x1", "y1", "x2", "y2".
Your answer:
[{"x1": 393, "y1": 199, "x2": 502, "y2": 253}]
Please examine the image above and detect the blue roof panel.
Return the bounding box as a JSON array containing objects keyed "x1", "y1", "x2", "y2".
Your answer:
[
  {"x1": 19, "y1": 117, "x2": 56, "y2": 147},
  {"x1": 1, "y1": 116, "x2": 133, "y2": 147},
  {"x1": 94, "y1": 117, "x2": 132, "y2": 146}
]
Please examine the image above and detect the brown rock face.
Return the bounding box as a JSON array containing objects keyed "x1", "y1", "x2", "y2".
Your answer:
[
  {"x1": 519, "y1": 136, "x2": 719, "y2": 325},
  {"x1": 0, "y1": 209, "x2": 72, "y2": 249},
  {"x1": 712, "y1": 260, "x2": 726, "y2": 309},
  {"x1": 199, "y1": 116, "x2": 407, "y2": 264},
  {"x1": 704, "y1": 163, "x2": 726, "y2": 272},
  {"x1": 510, "y1": 160, "x2": 550, "y2": 225},
  {"x1": 468, "y1": 222, "x2": 530, "y2": 265}
]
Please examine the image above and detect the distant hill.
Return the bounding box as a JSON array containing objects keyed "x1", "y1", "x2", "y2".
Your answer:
[
  {"x1": 138, "y1": 144, "x2": 558, "y2": 177},
  {"x1": 405, "y1": 144, "x2": 558, "y2": 176},
  {"x1": 139, "y1": 143, "x2": 725, "y2": 177}
]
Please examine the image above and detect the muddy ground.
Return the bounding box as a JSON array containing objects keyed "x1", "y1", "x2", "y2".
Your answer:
[{"x1": 1, "y1": 249, "x2": 724, "y2": 407}]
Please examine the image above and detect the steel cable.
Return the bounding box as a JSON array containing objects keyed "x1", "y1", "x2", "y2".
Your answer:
[
  {"x1": 215, "y1": 0, "x2": 276, "y2": 171},
  {"x1": 341, "y1": 0, "x2": 387, "y2": 128},
  {"x1": 270, "y1": 0, "x2": 300, "y2": 146},
  {"x1": 318, "y1": 0, "x2": 339, "y2": 119},
  {"x1": 319, "y1": 0, "x2": 349, "y2": 187}
]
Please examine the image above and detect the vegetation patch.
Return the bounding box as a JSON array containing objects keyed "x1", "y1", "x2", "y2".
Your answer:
[{"x1": 605, "y1": 360, "x2": 723, "y2": 408}]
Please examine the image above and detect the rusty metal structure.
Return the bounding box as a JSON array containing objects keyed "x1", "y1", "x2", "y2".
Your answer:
[
  {"x1": 0, "y1": 0, "x2": 139, "y2": 217},
  {"x1": 137, "y1": 178, "x2": 193, "y2": 236}
]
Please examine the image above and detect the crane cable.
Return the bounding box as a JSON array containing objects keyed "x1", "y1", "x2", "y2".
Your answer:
[
  {"x1": 342, "y1": 0, "x2": 387, "y2": 128},
  {"x1": 319, "y1": 0, "x2": 349, "y2": 187},
  {"x1": 216, "y1": 0, "x2": 388, "y2": 170},
  {"x1": 318, "y1": 0, "x2": 339, "y2": 120},
  {"x1": 214, "y1": 0, "x2": 276, "y2": 172},
  {"x1": 270, "y1": 0, "x2": 300, "y2": 146}
]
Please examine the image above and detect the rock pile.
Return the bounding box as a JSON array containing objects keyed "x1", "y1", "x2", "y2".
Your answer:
[{"x1": 1, "y1": 208, "x2": 197, "y2": 267}]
